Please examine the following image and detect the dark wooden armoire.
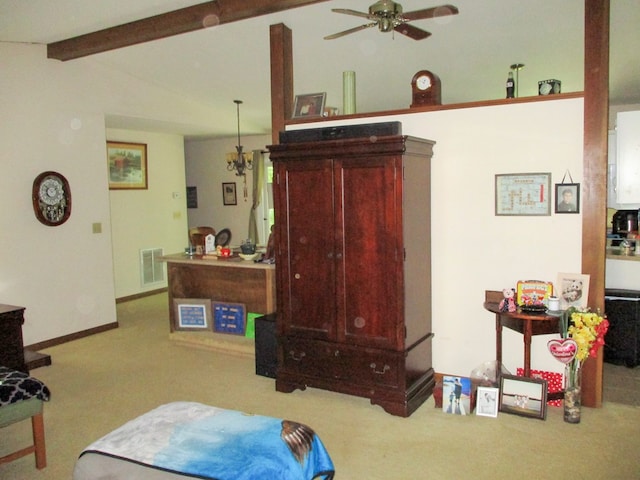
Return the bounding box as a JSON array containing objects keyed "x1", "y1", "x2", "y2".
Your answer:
[{"x1": 268, "y1": 122, "x2": 435, "y2": 416}]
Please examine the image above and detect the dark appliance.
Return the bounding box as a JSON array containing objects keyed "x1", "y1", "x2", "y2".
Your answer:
[
  {"x1": 254, "y1": 313, "x2": 277, "y2": 378},
  {"x1": 612, "y1": 209, "x2": 639, "y2": 236},
  {"x1": 604, "y1": 289, "x2": 640, "y2": 368}
]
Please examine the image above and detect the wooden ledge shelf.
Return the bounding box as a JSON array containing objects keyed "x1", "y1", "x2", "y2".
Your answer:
[{"x1": 286, "y1": 92, "x2": 585, "y2": 127}]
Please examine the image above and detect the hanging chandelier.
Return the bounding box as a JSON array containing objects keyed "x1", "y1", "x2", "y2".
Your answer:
[{"x1": 226, "y1": 99, "x2": 253, "y2": 177}]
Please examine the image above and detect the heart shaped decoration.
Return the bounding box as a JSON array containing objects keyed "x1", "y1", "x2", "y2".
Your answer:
[{"x1": 547, "y1": 338, "x2": 578, "y2": 364}]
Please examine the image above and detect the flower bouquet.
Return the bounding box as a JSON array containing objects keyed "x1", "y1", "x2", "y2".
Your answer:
[{"x1": 547, "y1": 307, "x2": 609, "y2": 423}]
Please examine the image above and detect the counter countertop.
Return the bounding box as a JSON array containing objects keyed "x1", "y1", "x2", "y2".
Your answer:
[
  {"x1": 160, "y1": 253, "x2": 275, "y2": 270},
  {"x1": 606, "y1": 248, "x2": 640, "y2": 262}
]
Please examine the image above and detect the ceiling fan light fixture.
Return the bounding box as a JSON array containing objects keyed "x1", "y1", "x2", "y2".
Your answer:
[
  {"x1": 326, "y1": 2, "x2": 457, "y2": 41},
  {"x1": 379, "y1": 17, "x2": 393, "y2": 32},
  {"x1": 369, "y1": 0, "x2": 402, "y2": 16}
]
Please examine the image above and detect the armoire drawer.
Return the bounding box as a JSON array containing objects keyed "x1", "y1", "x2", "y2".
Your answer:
[{"x1": 280, "y1": 337, "x2": 401, "y2": 387}]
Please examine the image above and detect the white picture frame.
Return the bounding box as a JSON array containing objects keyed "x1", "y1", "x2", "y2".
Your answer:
[
  {"x1": 173, "y1": 298, "x2": 212, "y2": 331},
  {"x1": 475, "y1": 386, "x2": 499, "y2": 417},
  {"x1": 556, "y1": 272, "x2": 590, "y2": 310}
]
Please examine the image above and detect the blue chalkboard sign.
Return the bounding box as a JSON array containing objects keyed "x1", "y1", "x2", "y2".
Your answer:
[{"x1": 213, "y1": 302, "x2": 246, "y2": 335}]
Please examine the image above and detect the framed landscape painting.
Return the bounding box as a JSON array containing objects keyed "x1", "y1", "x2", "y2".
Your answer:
[{"x1": 107, "y1": 141, "x2": 148, "y2": 190}]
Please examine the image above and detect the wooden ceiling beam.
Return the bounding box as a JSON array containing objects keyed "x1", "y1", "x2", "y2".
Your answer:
[{"x1": 47, "y1": 0, "x2": 329, "y2": 61}]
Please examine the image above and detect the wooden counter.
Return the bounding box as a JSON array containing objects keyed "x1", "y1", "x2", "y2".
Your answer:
[{"x1": 161, "y1": 254, "x2": 276, "y2": 356}]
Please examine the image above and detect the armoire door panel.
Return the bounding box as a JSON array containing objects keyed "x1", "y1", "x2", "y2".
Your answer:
[
  {"x1": 337, "y1": 157, "x2": 400, "y2": 348},
  {"x1": 280, "y1": 160, "x2": 336, "y2": 339}
]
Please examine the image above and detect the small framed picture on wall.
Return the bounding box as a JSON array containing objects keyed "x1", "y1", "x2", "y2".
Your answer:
[
  {"x1": 555, "y1": 183, "x2": 580, "y2": 214},
  {"x1": 222, "y1": 182, "x2": 237, "y2": 206}
]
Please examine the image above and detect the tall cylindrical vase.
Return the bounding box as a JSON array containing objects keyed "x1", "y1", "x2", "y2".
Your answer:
[
  {"x1": 564, "y1": 361, "x2": 582, "y2": 423},
  {"x1": 343, "y1": 71, "x2": 356, "y2": 115}
]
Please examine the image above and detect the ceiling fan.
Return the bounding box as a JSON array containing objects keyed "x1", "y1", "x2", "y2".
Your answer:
[{"x1": 324, "y1": 1, "x2": 458, "y2": 40}]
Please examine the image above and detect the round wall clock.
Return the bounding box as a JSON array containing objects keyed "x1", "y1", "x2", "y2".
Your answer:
[
  {"x1": 32, "y1": 171, "x2": 72, "y2": 226},
  {"x1": 410, "y1": 70, "x2": 442, "y2": 108}
]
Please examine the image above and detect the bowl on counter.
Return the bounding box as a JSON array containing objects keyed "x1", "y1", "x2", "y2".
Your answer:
[{"x1": 239, "y1": 252, "x2": 259, "y2": 261}]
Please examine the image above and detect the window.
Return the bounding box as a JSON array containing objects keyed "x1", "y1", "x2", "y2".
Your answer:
[{"x1": 257, "y1": 153, "x2": 274, "y2": 244}]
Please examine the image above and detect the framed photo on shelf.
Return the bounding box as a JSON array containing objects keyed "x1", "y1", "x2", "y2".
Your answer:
[
  {"x1": 292, "y1": 92, "x2": 326, "y2": 119},
  {"x1": 499, "y1": 374, "x2": 548, "y2": 420},
  {"x1": 555, "y1": 183, "x2": 580, "y2": 214},
  {"x1": 495, "y1": 172, "x2": 551, "y2": 216},
  {"x1": 476, "y1": 386, "x2": 500, "y2": 418},
  {"x1": 556, "y1": 272, "x2": 590, "y2": 310},
  {"x1": 173, "y1": 298, "x2": 212, "y2": 331},
  {"x1": 222, "y1": 182, "x2": 237, "y2": 206},
  {"x1": 107, "y1": 141, "x2": 148, "y2": 190}
]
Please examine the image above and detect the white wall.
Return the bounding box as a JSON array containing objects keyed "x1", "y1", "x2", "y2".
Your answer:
[
  {"x1": 0, "y1": 43, "x2": 211, "y2": 345},
  {"x1": 288, "y1": 97, "x2": 584, "y2": 377},
  {"x1": 185, "y1": 134, "x2": 272, "y2": 245},
  {"x1": 0, "y1": 39, "x2": 587, "y2": 380},
  {"x1": 108, "y1": 129, "x2": 188, "y2": 298}
]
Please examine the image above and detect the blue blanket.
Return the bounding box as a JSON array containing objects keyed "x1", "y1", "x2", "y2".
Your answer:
[{"x1": 80, "y1": 402, "x2": 334, "y2": 480}]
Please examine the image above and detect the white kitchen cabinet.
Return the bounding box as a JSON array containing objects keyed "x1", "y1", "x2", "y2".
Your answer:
[{"x1": 616, "y1": 111, "x2": 640, "y2": 204}]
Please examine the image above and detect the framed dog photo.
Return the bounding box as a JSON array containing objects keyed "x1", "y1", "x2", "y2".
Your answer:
[
  {"x1": 555, "y1": 183, "x2": 580, "y2": 214},
  {"x1": 556, "y1": 272, "x2": 590, "y2": 310},
  {"x1": 499, "y1": 374, "x2": 548, "y2": 420}
]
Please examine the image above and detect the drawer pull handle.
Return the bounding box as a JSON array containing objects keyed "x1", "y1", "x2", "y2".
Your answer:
[
  {"x1": 370, "y1": 363, "x2": 390, "y2": 375},
  {"x1": 289, "y1": 351, "x2": 306, "y2": 361}
]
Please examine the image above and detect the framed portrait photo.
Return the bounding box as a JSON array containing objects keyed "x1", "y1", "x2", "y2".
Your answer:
[
  {"x1": 499, "y1": 374, "x2": 548, "y2": 420},
  {"x1": 107, "y1": 141, "x2": 148, "y2": 190},
  {"x1": 476, "y1": 386, "x2": 500, "y2": 418},
  {"x1": 555, "y1": 183, "x2": 580, "y2": 214},
  {"x1": 292, "y1": 92, "x2": 326, "y2": 119}
]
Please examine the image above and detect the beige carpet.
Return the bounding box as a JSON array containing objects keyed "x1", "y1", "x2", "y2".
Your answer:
[{"x1": 2, "y1": 293, "x2": 640, "y2": 479}]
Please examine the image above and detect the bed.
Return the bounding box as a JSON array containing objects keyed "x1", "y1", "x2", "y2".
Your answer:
[{"x1": 73, "y1": 402, "x2": 334, "y2": 480}]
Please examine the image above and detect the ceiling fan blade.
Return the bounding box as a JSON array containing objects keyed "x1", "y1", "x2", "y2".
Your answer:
[
  {"x1": 331, "y1": 8, "x2": 374, "y2": 20},
  {"x1": 394, "y1": 23, "x2": 432, "y2": 40},
  {"x1": 324, "y1": 22, "x2": 377, "y2": 40},
  {"x1": 401, "y1": 4, "x2": 459, "y2": 21}
]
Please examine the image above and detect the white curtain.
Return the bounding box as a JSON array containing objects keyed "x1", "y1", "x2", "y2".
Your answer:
[{"x1": 248, "y1": 149, "x2": 264, "y2": 243}]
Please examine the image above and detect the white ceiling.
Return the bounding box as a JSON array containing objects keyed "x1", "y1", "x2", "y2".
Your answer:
[{"x1": 1, "y1": 0, "x2": 638, "y2": 139}]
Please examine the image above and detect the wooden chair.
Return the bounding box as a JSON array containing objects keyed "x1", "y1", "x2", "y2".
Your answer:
[{"x1": 0, "y1": 368, "x2": 49, "y2": 469}]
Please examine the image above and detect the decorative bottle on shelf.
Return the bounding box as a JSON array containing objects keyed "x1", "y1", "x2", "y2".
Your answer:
[{"x1": 506, "y1": 72, "x2": 515, "y2": 98}]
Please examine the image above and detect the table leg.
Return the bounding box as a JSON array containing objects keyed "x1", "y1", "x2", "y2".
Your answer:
[
  {"x1": 523, "y1": 319, "x2": 532, "y2": 377},
  {"x1": 496, "y1": 314, "x2": 503, "y2": 372}
]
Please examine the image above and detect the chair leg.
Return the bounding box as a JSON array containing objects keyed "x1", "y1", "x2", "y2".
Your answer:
[{"x1": 31, "y1": 412, "x2": 47, "y2": 469}]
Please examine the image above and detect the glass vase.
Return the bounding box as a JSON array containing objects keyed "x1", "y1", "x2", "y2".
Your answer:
[{"x1": 564, "y1": 361, "x2": 582, "y2": 423}]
